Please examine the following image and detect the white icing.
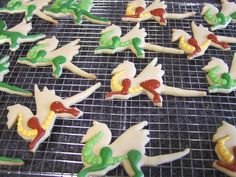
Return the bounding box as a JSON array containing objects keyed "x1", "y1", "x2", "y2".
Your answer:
[
  {"x1": 107, "y1": 58, "x2": 206, "y2": 107},
  {"x1": 80, "y1": 121, "x2": 190, "y2": 177},
  {"x1": 7, "y1": 83, "x2": 101, "y2": 152}
]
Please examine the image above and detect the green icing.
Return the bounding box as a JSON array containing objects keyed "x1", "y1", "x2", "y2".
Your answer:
[
  {"x1": 230, "y1": 12, "x2": 236, "y2": 20},
  {"x1": 0, "y1": 56, "x2": 9, "y2": 73},
  {"x1": 0, "y1": 82, "x2": 32, "y2": 95},
  {"x1": 46, "y1": 0, "x2": 109, "y2": 24},
  {"x1": 51, "y1": 56, "x2": 67, "y2": 78},
  {"x1": 27, "y1": 44, "x2": 48, "y2": 59},
  {"x1": 0, "y1": 156, "x2": 24, "y2": 164},
  {"x1": 0, "y1": 21, "x2": 44, "y2": 50},
  {"x1": 127, "y1": 150, "x2": 143, "y2": 177}
]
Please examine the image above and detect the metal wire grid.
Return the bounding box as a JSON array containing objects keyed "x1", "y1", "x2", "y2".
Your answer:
[{"x1": 0, "y1": 0, "x2": 235, "y2": 176}]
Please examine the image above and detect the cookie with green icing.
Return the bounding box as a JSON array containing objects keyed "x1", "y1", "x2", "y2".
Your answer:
[
  {"x1": 202, "y1": 53, "x2": 236, "y2": 93},
  {"x1": 44, "y1": 0, "x2": 111, "y2": 25},
  {"x1": 17, "y1": 36, "x2": 96, "y2": 79},
  {"x1": 78, "y1": 121, "x2": 190, "y2": 177},
  {"x1": 0, "y1": 56, "x2": 32, "y2": 97},
  {"x1": 0, "y1": 20, "x2": 45, "y2": 51},
  {"x1": 0, "y1": 156, "x2": 24, "y2": 166},
  {"x1": 201, "y1": 0, "x2": 236, "y2": 31},
  {"x1": 0, "y1": 0, "x2": 58, "y2": 24}
]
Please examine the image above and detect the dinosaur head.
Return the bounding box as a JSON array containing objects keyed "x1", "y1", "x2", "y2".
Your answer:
[{"x1": 202, "y1": 57, "x2": 229, "y2": 73}]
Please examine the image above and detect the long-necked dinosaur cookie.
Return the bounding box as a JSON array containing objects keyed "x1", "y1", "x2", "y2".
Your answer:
[
  {"x1": 0, "y1": 156, "x2": 24, "y2": 166},
  {"x1": 44, "y1": 0, "x2": 111, "y2": 25},
  {"x1": 95, "y1": 23, "x2": 184, "y2": 58},
  {"x1": 0, "y1": 20, "x2": 45, "y2": 51},
  {"x1": 122, "y1": 0, "x2": 196, "y2": 25},
  {"x1": 78, "y1": 121, "x2": 190, "y2": 177},
  {"x1": 106, "y1": 58, "x2": 206, "y2": 107},
  {"x1": 0, "y1": 56, "x2": 32, "y2": 96},
  {"x1": 213, "y1": 121, "x2": 236, "y2": 177},
  {"x1": 172, "y1": 21, "x2": 236, "y2": 59},
  {"x1": 0, "y1": 0, "x2": 57, "y2": 24},
  {"x1": 17, "y1": 36, "x2": 96, "y2": 79},
  {"x1": 201, "y1": 0, "x2": 236, "y2": 31},
  {"x1": 7, "y1": 83, "x2": 101, "y2": 152},
  {"x1": 202, "y1": 53, "x2": 236, "y2": 93}
]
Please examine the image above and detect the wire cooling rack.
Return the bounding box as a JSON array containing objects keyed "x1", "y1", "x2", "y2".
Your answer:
[{"x1": 0, "y1": 0, "x2": 236, "y2": 177}]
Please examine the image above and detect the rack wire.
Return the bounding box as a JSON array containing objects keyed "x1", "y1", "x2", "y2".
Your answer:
[{"x1": 0, "y1": 0, "x2": 235, "y2": 176}]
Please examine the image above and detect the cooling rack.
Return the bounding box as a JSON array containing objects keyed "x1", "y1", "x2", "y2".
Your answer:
[{"x1": 0, "y1": 0, "x2": 236, "y2": 177}]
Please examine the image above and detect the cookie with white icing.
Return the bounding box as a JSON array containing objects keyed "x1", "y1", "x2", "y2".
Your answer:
[
  {"x1": 0, "y1": 56, "x2": 32, "y2": 97},
  {"x1": 172, "y1": 21, "x2": 236, "y2": 59},
  {"x1": 17, "y1": 36, "x2": 96, "y2": 79},
  {"x1": 0, "y1": 156, "x2": 24, "y2": 166},
  {"x1": 106, "y1": 58, "x2": 206, "y2": 107},
  {"x1": 78, "y1": 121, "x2": 190, "y2": 177},
  {"x1": 7, "y1": 83, "x2": 101, "y2": 152},
  {"x1": 44, "y1": 0, "x2": 111, "y2": 25},
  {"x1": 0, "y1": 0, "x2": 58, "y2": 24},
  {"x1": 0, "y1": 20, "x2": 45, "y2": 51},
  {"x1": 95, "y1": 23, "x2": 184, "y2": 58},
  {"x1": 201, "y1": 0, "x2": 236, "y2": 31},
  {"x1": 202, "y1": 53, "x2": 236, "y2": 94},
  {"x1": 122, "y1": 0, "x2": 195, "y2": 25},
  {"x1": 213, "y1": 121, "x2": 236, "y2": 177}
]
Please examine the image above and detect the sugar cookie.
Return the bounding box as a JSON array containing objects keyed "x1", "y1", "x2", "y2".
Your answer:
[
  {"x1": 44, "y1": 0, "x2": 111, "y2": 25},
  {"x1": 95, "y1": 23, "x2": 184, "y2": 58},
  {"x1": 106, "y1": 58, "x2": 206, "y2": 107},
  {"x1": 201, "y1": 0, "x2": 236, "y2": 31},
  {"x1": 0, "y1": 0, "x2": 58, "y2": 24},
  {"x1": 213, "y1": 121, "x2": 236, "y2": 177},
  {"x1": 202, "y1": 53, "x2": 236, "y2": 93},
  {"x1": 78, "y1": 121, "x2": 190, "y2": 177},
  {"x1": 172, "y1": 21, "x2": 236, "y2": 59},
  {"x1": 0, "y1": 20, "x2": 45, "y2": 51},
  {"x1": 122, "y1": 0, "x2": 195, "y2": 25},
  {"x1": 7, "y1": 83, "x2": 101, "y2": 152},
  {"x1": 18, "y1": 36, "x2": 96, "y2": 79},
  {"x1": 0, "y1": 156, "x2": 24, "y2": 166}
]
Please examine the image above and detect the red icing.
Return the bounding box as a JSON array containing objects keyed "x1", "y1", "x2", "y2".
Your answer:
[
  {"x1": 150, "y1": 8, "x2": 166, "y2": 24},
  {"x1": 27, "y1": 117, "x2": 45, "y2": 150},
  {"x1": 140, "y1": 79, "x2": 161, "y2": 103},
  {"x1": 207, "y1": 34, "x2": 230, "y2": 49},
  {"x1": 106, "y1": 79, "x2": 131, "y2": 97},
  {"x1": 50, "y1": 101, "x2": 80, "y2": 117},
  {"x1": 187, "y1": 37, "x2": 201, "y2": 58},
  {"x1": 125, "y1": 6, "x2": 144, "y2": 18}
]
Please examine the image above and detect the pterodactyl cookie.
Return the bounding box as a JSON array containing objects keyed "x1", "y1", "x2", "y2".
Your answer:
[
  {"x1": 0, "y1": 20, "x2": 45, "y2": 51},
  {"x1": 7, "y1": 83, "x2": 101, "y2": 152},
  {"x1": 0, "y1": 56, "x2": 32, "y2": 97},
  {"x1": 78, "y1": 121, "x2": 190, "y2": 177},
  {"x1": 106, "y1": 58, "x2": 206, "y2": 107},
  {"x1": 122, "y1": 0, "x2": 196, "y2": 25},
  {"x1": 0, "y1": 156, "x2": 24, "y2": 166},
  {"x1": 172, "y1": 21, "x2": 236, "y2": 59},
  {"x1": 44, "y1": 0, "x2": 111, "y2": 25},
  {"x1": 95, "y1": 23, "x2": 184, "y2": 58},
  {"x1": 213, "y1": 121, "x2": 236, "y2": 177},
  {"x1": 202, "y1": 53, "x2": 236, "y2": 93},
  {"x1": 0, "y1": 0, "x2": 58, "y2": 24},
  {"x1": 17, "y1": 36, "x2": 96, "y2": 79},
  {"x1": 201, "y1": 0, "x2": 236, "y2": 31}
]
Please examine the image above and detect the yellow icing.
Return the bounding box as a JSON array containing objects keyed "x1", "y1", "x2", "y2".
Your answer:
[
  {"x1": 17, "y1": 111, "x2": 55, "y2": 139},
  {"x1": 216, "y1": 135, "x2": 234, "y2": 164},
  {"x1": 140, "y1": 12, "x2": 151, "y2": 18},
  {"x1": 126, "y1": 4, "x2": 135, "y2": 16}
]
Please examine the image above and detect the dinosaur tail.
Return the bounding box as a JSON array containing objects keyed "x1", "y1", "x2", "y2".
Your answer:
[
  {"x1": 144, "y1": 43, "x2": 184, "y2": 54},
  {"x1": 141, "y1": 148, "x2": 190, "y2": 167},
  {"x1": 0, "y1": 82, "x2": 32, "y2": 97}
]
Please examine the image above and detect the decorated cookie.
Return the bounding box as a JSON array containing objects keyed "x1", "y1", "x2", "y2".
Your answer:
[
  {"x1": 0, "y1": 0, "x2": 58, "y2": 24},
  {"x1": 0, "y1": 20, "x2": 45, "y2": 51},
  {"x1": 201, "y1": 0, "x2": 236, "y2": 31},
  {"x1": 213, "y1": 121, "x2": 236, "y2": 177},
  {"x1": 95, "y1": 23, "x2": 184, "y2": 58},
  {"x1": 18, "y1": 36, "x2": 96, "y2": 79},
  {"x1": 172, "y1": 21, "x2": 236, "y2": 59},
  {"x1": 0, "y1": 56, "x2": 32, "y2": 97},
  {"x1": 44, "y1": 0, "x2": 111, "y2": 25},
  {"x1": 202, "y1": 53, "x2": 236, "y2": 93},
  {"x1": 0, "y1": 156, "x2": 24, "y2": 166},
  {"x1": 106, "y1": 58, "x2": 206, "y2": 107},
  {"x1": 122, "y1": 0, "x2": 196, "y2": 25},
  {"x1": 7, "y1": 83, "x2": 101, "y2": 152},
  {"x1": 78, "y1": 121, "x2": 190, "y2": 177}
]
